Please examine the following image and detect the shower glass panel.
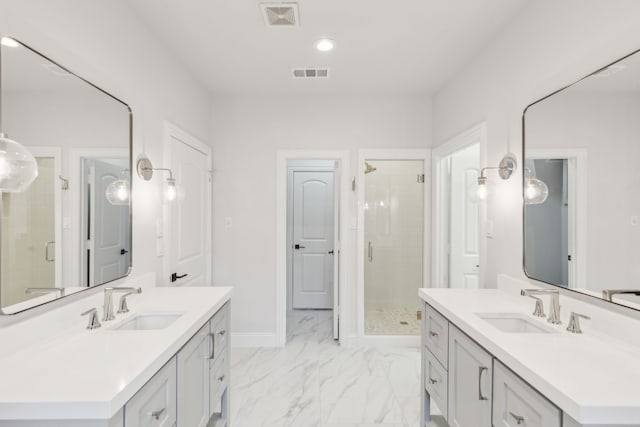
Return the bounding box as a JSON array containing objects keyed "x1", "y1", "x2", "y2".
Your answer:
[
  {"x1": 1, "y1": 157, "x2": 56, "y2": 307},
  {"x1": 364, "y1": 159, "x2": 424, "y2": 335}
]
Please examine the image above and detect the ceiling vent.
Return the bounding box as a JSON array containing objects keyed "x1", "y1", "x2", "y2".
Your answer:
[
  {"x1": 261, "y1": 3, "x2": 299, "y2": 27},
  {"x1": 292, "y1": 68, "x2": 330, "y2": 79}
]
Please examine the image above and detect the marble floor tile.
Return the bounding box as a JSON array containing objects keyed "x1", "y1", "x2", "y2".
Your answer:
[{"x1": 231, "y1": 310, "x2": 424, "y2": 427}]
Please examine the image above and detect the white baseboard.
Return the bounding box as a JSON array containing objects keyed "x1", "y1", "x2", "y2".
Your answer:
[
  {"x1": 231, "y1": 332, "x2": 279, "y2": 347},
  {"x1": 348, "y1": 334, "x2": 420, "y2": 348}
]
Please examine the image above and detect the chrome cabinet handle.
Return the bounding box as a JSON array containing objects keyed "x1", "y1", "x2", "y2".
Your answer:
[
  {"x1": 45, "y1": 241, "x2": 55, "y2": 262},
  {"x1": 429, "y1": 331, "x2": 439, "y2": 337},
  {"x1": 509, "y1": 411, "x2": 525, "y2": 424},
  {"x1": 208, "y1": 332, "x2": 216, "y2": 359},
  {"x1": 428, "y1": 376, "x2": 439, "y2": 384},
  {"x1": 150, "y1": 407, "x2": 165, "y2": 420},
  {"x1": 478, "y1": 366, "x2": 488, "y2": 401}
]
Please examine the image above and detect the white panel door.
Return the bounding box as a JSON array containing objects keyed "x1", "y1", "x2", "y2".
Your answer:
[
  {"x1": 449, "y1": 144, "x2": 480, "y2": 288},
  {"x1": 168, "y1": 134, "x2": 210, "y2": 287},
  {"x1": 292, "y1": 171, "x2": 334, "y2": 309},
  {"x1": 92, "y1": 159, "x2": 129, "y2": 285}
]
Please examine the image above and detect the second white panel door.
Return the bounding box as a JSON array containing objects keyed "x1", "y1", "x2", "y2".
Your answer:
[
  {"x1": 168, "y1": 134, "x2": 210, "y2": 287},
  {"x1": 292, "y1": 170, "x2": 334, "y2": 309}
]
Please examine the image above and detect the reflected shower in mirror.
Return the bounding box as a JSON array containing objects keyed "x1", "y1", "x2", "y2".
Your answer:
[
  {"x1": 523, "y1": 48, "x2": 640, "y2": 310},
  {"x1": 0, "y1": 38, "x2": 131, "y2": 314}
]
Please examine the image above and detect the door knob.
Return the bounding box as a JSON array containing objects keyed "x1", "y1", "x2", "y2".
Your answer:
[
  {"x1": 170, "y1": 272, "x2": 188, "y2": 283},
  {"x1": 328, "y1": 250, "x2": 334, "y2": 255},
  {"x1": 120, "y1": 249, "x2": 129, "y2": 255},
  {"x1": 294, "y1": 244, "x2": 306, "y2": 250}
]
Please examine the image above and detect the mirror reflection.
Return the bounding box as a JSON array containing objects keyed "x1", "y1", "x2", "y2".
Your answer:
[
  {"x1": 523, "y1": 49, "x2": 640, "y2": 310},
  {"x1": 0, "y1": 38, "x2": 131, "y2": 313}
]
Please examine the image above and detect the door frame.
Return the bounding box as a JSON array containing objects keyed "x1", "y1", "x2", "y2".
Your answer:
[
  {"x1": 356, "y1": 148, "x2": 430, "y2": 344},
  {"x1": 525, "y1": 148, "x2": 587, "y2": 289},
  {"x1": 163, "y1": 121, "x2": 212, "y2": 287},
  {"x1": 70, "y1": 147, "x2": 129, "y2": 288},
  {"x1": 276, "y1": 150, "x2": 350, "y2": 347},
  {"x1": 432, "y1": 122, "x2": 486, "y2": 290}
]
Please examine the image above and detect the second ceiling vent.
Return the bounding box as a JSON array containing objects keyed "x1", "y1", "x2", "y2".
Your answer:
[
  {"x1": 292, "y1": 68, "x2": 330, "y2": 79},
  {"x1": 261, "y1": 3, "x2": 299, "y2": 27}
]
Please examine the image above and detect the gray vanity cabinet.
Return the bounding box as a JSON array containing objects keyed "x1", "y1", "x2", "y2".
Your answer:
[
  {"x1": 447, "y1": 325, "x2": 492, "y2": 427},
  {"x1": 177, "y1": 324, "x2": 210, "y2": 427},
  {"x1": 125, "y1": 357, "x2": 177, "y2": 427},
  {"x1": 177, "y1": 302, "x2": 230, "y2": 427}
]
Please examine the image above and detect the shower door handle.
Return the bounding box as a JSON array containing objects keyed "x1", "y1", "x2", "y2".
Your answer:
[
  {"x1": 368, "y1": 241, "x2": 373, "y2": 262},
  {"x1": 45, "y1": 241, "x2": 55, "y2": 262}
]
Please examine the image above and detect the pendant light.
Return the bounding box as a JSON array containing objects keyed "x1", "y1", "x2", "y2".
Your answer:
[
  {"x1": 524, "y1": 168, "x2": 549, "y2": 205},
  {"x1": 136, "y1": 155, "x2": 179, "y2": 203},
  {"x1": 468, "y1": 154, "x2": 517, "y2": 202},
  {"x1": 0, "y1": 38, "x2": 38, "y2": 193},
  {"x1": 105, "y1": 169, "x2": 130, "y2": 205}
]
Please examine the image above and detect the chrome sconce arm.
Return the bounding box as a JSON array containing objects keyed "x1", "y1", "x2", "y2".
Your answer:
[{"x1": 136, "y1": 155, "x2": 178, "y2": 202}]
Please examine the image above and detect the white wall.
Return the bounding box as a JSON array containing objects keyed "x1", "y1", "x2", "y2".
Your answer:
[
  {"x1": 0, "y1": 1, "x2": 211, "y2": 324},
  {"x1": 210, "y1": 95, "x2": 432, "y2": 339},
  {"x1": 432, "y1": 0, "x2": 640, "y2": 289}
]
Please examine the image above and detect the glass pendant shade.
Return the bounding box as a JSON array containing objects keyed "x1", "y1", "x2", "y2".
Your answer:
[
  {"x1": 524, "y1": 176, "x2": 549, "y2": 205},
  {"x1": 467, "y1": 176, "x2": 488, "y2": 203},
  {"x1": 164, "y1": 178, "x2": 178, "y2": 202},
  {"x1": 0, "y1": 134, "x2": 38, "y2": 192},
  {"x1": 105, "y1": 178, "x2": 130, "y2": 205}
]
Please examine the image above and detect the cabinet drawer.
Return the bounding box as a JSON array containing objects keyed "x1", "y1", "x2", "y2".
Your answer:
[
  {"x1": 424, "y1": 346, "x2": 447, "y2": 418},
  {"x1": 125, "y1": 357, "x2": 177, "y2": 427},
  {"x1": 210, "y1": 304, "x2": 229, "y2": 359},
  {"x1": 424, "y1": 303, "x2": 449, "y2": 368},
  {"x1": 209, "y1": 350, "x2": 228, "y2": 417},
  {"x1": 493, "y1": 361, "x2": 561, "y2": 427}
]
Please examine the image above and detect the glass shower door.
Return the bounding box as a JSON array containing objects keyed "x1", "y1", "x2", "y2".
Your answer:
[{"x1": 364, "y1": 159, "x2": 424, "y2": 335}]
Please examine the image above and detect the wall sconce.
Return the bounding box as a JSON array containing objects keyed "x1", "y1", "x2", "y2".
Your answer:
[
  {"x1": 136, "y1": 155, "x2": 178, "y2": 202},
  {"x1": 524, "y1": 167, "x2": 549, "y2": 205},
  {"x1": 105, "y1": 169, "x2": 130, "y2": 206},
  {"x1": 469, "y1": 154, "x2": 517, "y2": 201}
]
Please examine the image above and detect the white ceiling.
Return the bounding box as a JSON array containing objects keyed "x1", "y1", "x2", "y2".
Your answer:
[{"x1": 129, "y1": 0, "x2": 529, "y2": 96}]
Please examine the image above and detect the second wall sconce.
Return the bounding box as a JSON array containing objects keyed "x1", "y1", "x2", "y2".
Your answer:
[
  {"x1": 469, "y1": 153, "x2": 517, "y2": 201},
  {"x1": 136, "y1": 155, "x2": 178, "y2": 202}
]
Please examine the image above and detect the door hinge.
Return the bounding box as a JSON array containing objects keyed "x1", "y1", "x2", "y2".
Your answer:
[
  {"x1": 352, "y1": 177, "x2": 356, "y2": 192},
  {"x1": 417, "y1": 174, "x2": 425, "y2": 183},
  {"x1": 568, "y1": 255, "x2": 572, "y2": 261}
]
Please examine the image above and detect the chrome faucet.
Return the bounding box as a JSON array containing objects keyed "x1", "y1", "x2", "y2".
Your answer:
[
  {"x1": 81, "y1": 308, "x2": 101, "y2": 330},
  {"x1": 25, "y1": 287, "x2": 65, "y2": 297},
  {"x1": 521, "y1": 289, "x2": 562, "y2": 324},
  {"x1": 566, "y1": 312, "x2": 590, "y2": 334},
  {"x1": 602, "y1": 289, "x2": 640, "y2": 302},
  {"x1": 103, "y1": 287, "x2": 141, "y2": 321}
]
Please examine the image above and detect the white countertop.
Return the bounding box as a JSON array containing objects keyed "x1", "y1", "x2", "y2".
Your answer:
[
  {"x1": 419, "y1": 288, "x2": 640, "y2": 425},
  {"x1": 0, "y1": 286, "x2": 232, "y2": 420}
]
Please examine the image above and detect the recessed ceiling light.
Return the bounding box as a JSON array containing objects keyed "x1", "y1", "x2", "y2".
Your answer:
[
  {"x1": 1, "y1": 37, "x2": 19, "y2": 48},
  {"x1": 315, "y1": 38, "x2": 334, "y2": 52}
]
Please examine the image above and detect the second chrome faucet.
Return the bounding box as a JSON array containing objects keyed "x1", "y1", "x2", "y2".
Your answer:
[
  {"x1": 521, "y1": 289, "x2": 561, "y2": 324},
  {"x1": 103, "y1": 287, "x2": 142, "y2": 321}
]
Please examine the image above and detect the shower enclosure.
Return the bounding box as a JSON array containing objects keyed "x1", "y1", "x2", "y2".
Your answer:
[{"x1": 363, "y1": 159, "x2": 425, "y2": 335}]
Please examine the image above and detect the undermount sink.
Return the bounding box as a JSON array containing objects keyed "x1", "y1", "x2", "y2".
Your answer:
[
  {"x1": 475, "y1": 313, "x2": 558, "y2": 334},
  {"x1": 114, "y1": 313, "x2": 183, "y2": 331}
]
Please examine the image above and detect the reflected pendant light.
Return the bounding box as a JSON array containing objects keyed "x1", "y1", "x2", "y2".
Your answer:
[
  {"x1": 524, "y1": 175, "x2": 549, "y2": 205},
  {"x1": 0, "y1": 133, "x2": 38, "y2": 192},
  {"x1": 105, "y1": 170, "x2": 130, "y2": 205},
  {"x1": 0, "y1": 38, "x2": 38, "y2": 192}
]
